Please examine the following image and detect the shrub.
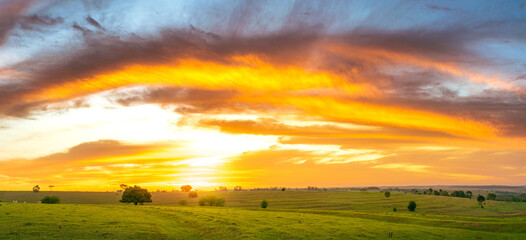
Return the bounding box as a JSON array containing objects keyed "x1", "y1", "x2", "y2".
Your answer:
[
  {"x1": 384, "y1": 191, "x2": 391, "y2": 198},
  {"x1": 188, "y1": 191, "x2": 198, "y2": 198},
  {"x1": 407, "y1": 201, "x2": 416, "y2": 211},
  {"x1": 178, "y1": 199, "x2": 188, "y2": 206},
  {"x1": 41, "y1": 196, "x2": 60, "y2": 204},
  {"x1": 393, "y1": 207, "x2": 397, "y2": 212},
  {"x1": 261, "y1": 200, "x2": 268, "y2": 208},
  {"x1": 487, "y1": 193, "x2": 496, "y2": 200},
  {"x1": 198, "y1": 195, "x2": 225, "y2": 206}
]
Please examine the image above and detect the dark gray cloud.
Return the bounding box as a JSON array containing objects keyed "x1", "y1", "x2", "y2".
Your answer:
[
  {"x1": 86, "y1": 16, "x2": 104, "y2": 31},
  {"x1": 18, "y1": 14, "x2": 63, "y2": 31},
  {"x1": 427, "y1": 5, "x2": 454, "y2": 12},
  {"x1": 0, "y1": 0, "x2": 34, "y2": 46},
  {"x1": 113, "y1": 87, "x2": 239, "y2": 113}
]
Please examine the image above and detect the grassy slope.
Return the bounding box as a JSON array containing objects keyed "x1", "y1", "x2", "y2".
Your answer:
[{"x1": 1, "y1": 191, "x2": 525, "y2": 239}]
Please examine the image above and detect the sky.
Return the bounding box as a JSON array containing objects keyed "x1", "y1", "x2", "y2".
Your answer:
[{"x1": 0, "y1": 0, "x2": 526, "y2": 191}]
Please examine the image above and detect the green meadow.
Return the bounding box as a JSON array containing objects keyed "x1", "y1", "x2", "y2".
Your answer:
[{"x1": 1, "y1": 191, "x2": 525, "y2": 239}]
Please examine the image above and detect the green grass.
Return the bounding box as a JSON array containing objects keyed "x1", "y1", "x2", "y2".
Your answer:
[{"x1": 1, "y1": 191, "x2": 525, "y2": 239}]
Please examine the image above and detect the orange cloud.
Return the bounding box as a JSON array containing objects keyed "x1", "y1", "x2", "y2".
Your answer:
[
  {"x1": 242, "y1": 95, "x2": 498, "y2": 140},
  {"x1": 28, "y1": 55, "x2": 377, "y2": 102},
  {"x1": 0, "y1": 140, "x2": 204, "y2": 190}
]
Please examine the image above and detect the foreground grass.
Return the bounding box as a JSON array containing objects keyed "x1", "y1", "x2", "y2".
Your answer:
[
  {"x1": 1, "y1": 203, "x2": 525, "y2": 239},
  {"x1": 1, "y1": 191, "x2": 525, "y2": 239}
]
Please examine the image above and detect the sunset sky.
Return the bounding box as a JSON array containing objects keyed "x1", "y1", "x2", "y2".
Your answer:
[{"x1": 1, "y1": 0, "x2": 526, "y2": 191}]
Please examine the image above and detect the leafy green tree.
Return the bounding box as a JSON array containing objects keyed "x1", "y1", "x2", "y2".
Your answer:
[
  {"x1": 487, "y1": 193, "x2": 496, "y2": 200},
  {"x1": 188, "y1": 191, "x2": 198, "y2": 198},
  {"x1": 120, "y1": 185, "x2": 152, "y2": 205},
  {"x1": 433, "y1": 190, "x2": 440, "y2": 195},
  {"x1": 384, "y1": 191, "x2": 391, "y2": 198},
  {"x1": 440, "y1": 190, "x2": 449, "y2": 196},
  {"x1": 407, "y1": 201, "x2": 417, "y2": 211},
  {"x1": 466, "y1": 191, "x2": 473, "y2": 199},
  {"x1": 41, "y1": 196, "x2": 60, "y2": 204},
  {"x1": 477, "y1": 194, "x2": 486, "y2": 208},
  {"x1": 261, "y1": 200, "x2": 268, "y2": 208},
  {"x1": 281, "y1": 187, "x2": 286, "y2": 191},
  {"x1": 451, "y1": 190, "x2": 466, "y2": 198},
  {"x1": 33, "y1": 185, "x2": 40, "y2": 193},
  {"x1": 180, "y1": 185, "x2": 192, "y2": 192}
]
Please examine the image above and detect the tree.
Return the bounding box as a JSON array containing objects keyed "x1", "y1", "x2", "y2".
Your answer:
[
  {"x1": 426, "y1": 188, "x2": 433, "y2": 195},
  {"x1": 261, "y1": 200, "x2": 268, "y2": 208},
  {"x1": 487, "y1": 193, "x2": 496, "y2": 200},
  {"x1": 281, "y1": 187, "x2": 286, "y2": 191},
  {"x1": 216, "y1": 186, "x2": 228, "y2": 191},
  {"x1": 33, "y1": 185, "x2": 40, "y2": 193},
  {"x1": 384, "y1": 191, "x2": 391, "y2": 198},
  {"x1": 178, "y1": 200, "x2": 188, "y2": 206},
  {"x1": 188, "y1": 191, "x2": 198, "y2": 198},
  {"x1": 477, "y1": 194, "x2": 486, "y2": 208},
  {"x1": 466, "y1": 191, "x2": 473, "y2": 199},
  {"x1": 41, "y1": 196, "x2": 60, "y2": 204},
  {"x1": 433, "y1": 190, "x2": 440, "y2": 196},
  {"x1": 440, "y1": 190, "x2": 449, "y2": 196},
  {"x1": 407, "y1": 201, "x2": 417, "y2": 211},
  {"x1": 49, "y1": 185, "x2": 54, "y2": 191},
  {"x1": 180, "y1": 185, "x2": 192, "y2": 192},
  {"x1": 120, "y1": 184, "x2": 128, "y2": 190},
  {"x1": 451, "y1": 190, "x2": 466, "y2": 198},
  {"x1": 120, "y1": 185, "x2": 152, "y2": 205},
  {"x1": 234, "y1": 185, "x2": 242, "y2": 191}
]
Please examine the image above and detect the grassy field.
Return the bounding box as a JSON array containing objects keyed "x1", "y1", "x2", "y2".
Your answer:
[{"x1": 1, "y1": 191, "x2": 525, "y2": 239}]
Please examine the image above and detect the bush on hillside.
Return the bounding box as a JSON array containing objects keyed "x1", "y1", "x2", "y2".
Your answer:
[
  {"x1": 384, "y1": 191, "x2": 391, "y2": 198},
  {"x1": 487, "y1": 193, "x2": 496, "y2": 200},
  {"x1": 407, "y1": 201, "x2": 416, "y2": 211},
  {"x1": 178, "y1": 199, "x2": 188, "y2": 206},
  {"x1": 188, "y1": 191, "x2": 198, "y2": 198},
  {"x1": 41, "y1": 196, "x2": 60, "y2": 204},
  {"x1": 261, "y1": 200, "x2": 268, "y2": 208},
  {"x1": 198, "y1": 195, "x2": 225, "y2": 206}
]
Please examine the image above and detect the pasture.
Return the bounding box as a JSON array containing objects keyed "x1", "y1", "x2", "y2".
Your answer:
[{"x1": 1, "y1": 191, "x2": 525, "y2": 239}]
